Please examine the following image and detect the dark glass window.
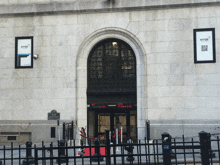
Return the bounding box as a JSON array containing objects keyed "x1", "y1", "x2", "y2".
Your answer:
[
  {"x1": 87, "y1": 39, "x2": 136, "y2": 94},
  {"x1": 8, "y1": 136, "x2": 17, "y2": 140}
]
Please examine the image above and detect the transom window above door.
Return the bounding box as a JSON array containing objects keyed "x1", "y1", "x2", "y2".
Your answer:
[{"x1": 88, "y1": 39, "x2": 136, "y2": 94}]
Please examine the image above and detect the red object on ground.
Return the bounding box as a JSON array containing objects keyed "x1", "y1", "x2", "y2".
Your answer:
[{"x1": 78, "y1": 147, "x2": 106, "y2": 156}]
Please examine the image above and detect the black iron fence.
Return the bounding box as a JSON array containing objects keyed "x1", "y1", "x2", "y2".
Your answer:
[{"x1": 0, "y1": 129, "x2": 220, "y2": 165}]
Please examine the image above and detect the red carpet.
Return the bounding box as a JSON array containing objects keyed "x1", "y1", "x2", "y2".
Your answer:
[{"x1": 78, "y1": 147, "x2": 106, "y2": 156}]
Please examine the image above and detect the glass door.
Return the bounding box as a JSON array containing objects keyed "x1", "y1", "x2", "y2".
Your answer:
[{"x1": 97, "y1": 113, "x2": 110, "y2": 142}]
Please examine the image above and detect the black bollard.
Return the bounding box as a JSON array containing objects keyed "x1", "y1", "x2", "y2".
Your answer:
[
  {"x1": 0, "y1": 160, "x2": 2, "y2": 165},
  {"x1": 199, "y1": 131, "x2": 214, "y2": 165},
  {"x1": 57, "y1": 140, "x2": 68, "y2": 164},
  {"x1": 125, "y1": 138, "x2": 135, "y2": 161},
  {"x1": 162, "y1": 132, "x2": 172, "y2": 165},
  {"x1": 91, "y1": 138, "x2": 103, "y2": 162},
  {"x1": 22, "y1": 141, "x2": 35, "y2": 165}
]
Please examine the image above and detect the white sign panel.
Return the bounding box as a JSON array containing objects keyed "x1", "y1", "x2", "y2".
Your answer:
[
  {"x1": 196, "y1": 31, "x2": 213, "y2": 61},
  {"x1": 15, "y1": 37, "x2": 33, "y2": 68},
  {"x1": 18, "y1": 39, "x2": 32, "y2": 66},
  {"x1": 194, "y1": 29, "x2": 215, "y2": 63}
]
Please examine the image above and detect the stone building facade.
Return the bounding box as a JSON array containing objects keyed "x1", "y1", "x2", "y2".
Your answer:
[{"x1": 0, "y1": 0, "x2": 220, "y2": 144}]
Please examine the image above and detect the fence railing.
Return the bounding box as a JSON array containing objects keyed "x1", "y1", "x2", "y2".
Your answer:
[{"x1": 0, "y1": 129, "x2": 220, "y2": 165}]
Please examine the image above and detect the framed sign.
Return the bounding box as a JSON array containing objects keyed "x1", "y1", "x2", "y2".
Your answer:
[
  {"x1": 15, "y1": 36, "x2": 33, "y2": 68},
  {"x1": 194, "y1": 28, "x2": 216, "y2": 63}
]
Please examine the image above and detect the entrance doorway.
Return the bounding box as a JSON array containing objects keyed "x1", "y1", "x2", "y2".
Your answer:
[
  {"x1": 94, "y1": 109, "x2": 137, "y2": 143},
  {"x1": 87, "y1": 38, "x2": 137, "y2": 142}
]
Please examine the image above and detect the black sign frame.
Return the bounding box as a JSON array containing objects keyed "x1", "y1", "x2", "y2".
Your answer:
[
  {"x1": 194, "y1": 28, "x2": 216, "y2": 63},
  {"x1": 15, "y1": 36, "x2": 33, "y2": 68}
]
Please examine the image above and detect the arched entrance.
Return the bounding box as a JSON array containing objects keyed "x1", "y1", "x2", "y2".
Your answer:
[
  {"x1": 87, "y1": 38, "x2": 137, "y2": 143},
  {"x1": 76, "y1": 27, "x2": 146, "y2": 141}
]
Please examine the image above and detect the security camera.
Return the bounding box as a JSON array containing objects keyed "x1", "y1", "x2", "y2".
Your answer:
[{"x1": 33, "y1": 54, "x2": 38, "y2": 60}]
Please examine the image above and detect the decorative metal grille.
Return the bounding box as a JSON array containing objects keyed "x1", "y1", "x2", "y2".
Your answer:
[{"x1": 87, "y1": 39, "x2": 136, "y2": 95}]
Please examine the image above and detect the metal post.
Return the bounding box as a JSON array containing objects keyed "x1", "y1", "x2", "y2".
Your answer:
[
  {"x1": 70, "y1": 121, "x2": 74, "y2": 140},
  {"x1": 22, "y1": 141, "x2": 34, "y2": 165},
  {"x1": 63, "y1": 122, "x2": 65, "y2": 140},
  {"x1": 147, "y1": 120, "x2": 150, "y2": 141},
  {"x1": 91, "y1": 138, "x2": 103, "y2": 162},
  {"x1": 162, "y1": 132, "x2": 171, "y2": 165},
  {"x1": 121, "y1": 126, "x2": 123, "y2": 144},
  {"x1": 50, "y1": 142, "x2": 53, "y2": 165},
  {"x1": 106, "y1": 129, "x2": 111, "y2": 165},
  {"x1": 116, "y1": 128, "x2": 119, "y2": 151},
  {"x1": 199, "y1": 131, "x2": 210, "y2": 165},
  {"x1": 57, "y1": 140, "x2": 68, "y2": 164},
  {"x1": 125, "y1": 138, "x2": 134, "y2": 161},
  {"x1": 42, "y1": 142, "x2": 46, "y2": 165},
  {"x1": 34, "y1": 144, "x2": 38, "y2": 165}
]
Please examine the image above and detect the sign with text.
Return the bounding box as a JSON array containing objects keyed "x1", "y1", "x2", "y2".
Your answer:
[
  {"x1": 194, "y1": 28, "x2": 216, "y2": 63},
  {"x1": 15, "y1": 37, "x2": 33, "y2": 68}
]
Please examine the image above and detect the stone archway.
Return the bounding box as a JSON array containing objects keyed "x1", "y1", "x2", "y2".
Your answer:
[{"x1": 76, "y1": 27, "x2": 146, "y2": 140}]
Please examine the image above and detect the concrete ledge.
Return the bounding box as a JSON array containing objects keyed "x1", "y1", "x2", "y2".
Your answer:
[
  {"x1": 150, "y1": 119, "x2": 220, "y2": 139},
  {"x1": 0, "y1": 120, "x2": 75, "y2": 144},
  {"x1": 0, "y1": 0, "x2": 220, "y2": 16}
]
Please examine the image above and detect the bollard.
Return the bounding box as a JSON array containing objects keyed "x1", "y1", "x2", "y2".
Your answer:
[
  {"x1": 162, "y1": 132, "x2": 172, "y2": 165},
  {"x1": 22, "y1": 141, "x2": 35, "y2": 165},
  {"x1": 91, "y1": 138, "x2": 103, "y2": 162},
  {"x1": 57, "y1": 140, "x2": 68, "y2": 164},
  {"x1": 0, "y1": 160, "x2": 2, "y2": 165},
  {"x1": 199, "y1": 131, "x2": 211, "y2": 165},
  {"x1": 124, "y1": 138, "x2": 135, "y2": 161}
]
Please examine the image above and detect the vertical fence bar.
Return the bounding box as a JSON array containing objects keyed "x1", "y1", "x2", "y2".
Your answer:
[
  {"x1": 11, "y1": 142, "x2": 13, "y2": 165},
  {"x1": 89, "y1": 139, "x2": 92, "y2": 165},
  {"x1": 57, "y1": 141, "x2": 61, "y2": 165},
  {"x1": 139, "y1": 140, "x2": 142, "y2": 164},
  {"x1": 137, "y1": 141, "x2": 139, "y2": 164},
  {"x1": 156, "y1": 140, "x2": 159, "y2": 164},
  {"x1": 71, "y1": 121, "x2": 74, "y2": 140},
  {"x1": 147, "y1": 121, "x2": 150, "y2": 142},
  {"x1": 81, "y1": 140, "x2": 84, "y2": 165},
  {"x1": 65, "y1": 141, "x2": 68, "y2": 165},
  {"x1": 42, "y1": 141, "x2": 46, "y2": 165},
  {"x1": 19, "y1": 145, "x2": 21, "y2": 165},
  {"x1": 217, "y1": 136, "x2": 220, "y2": 165},
  {"x1": 210, "y1": 137, "x2": 213, "y2": 165},
  {"x1": 147, "y1": 138, "x2": 150, "y2": 165},
  {"x1": 50, "y1": 142, "x2": 53, "y2": 165},
  {"x1": 68, "y1": 124, "x2": 70, "y2": 140},
  {"x1": 73, "y1": 140, "x2": 76, "y2": 165},
  {"x1": 173, "y1": 138, "x2": 177, "y2": 164},
  {"x1": 4, "y1": 145, "x2": 5, "y2": 165},
  {"x1": 113, "y1": 140, "x2": 116, "y2": 165},
  {"x1": 63, "y1": 122, "x2": 65, "y2": 140},
  {"x1": 144, "y1": 137, "x2": 148, "y2": 165},
  {"x1": 0, "y1": 147, "x2": 2, "y2": 165},
  {"x1": 121, "y1": 142, "x2": 124, "y2": 165},
  {"x1": 106, "y1": 129, "x2": 111, "y2": 165},
  {"x1": 153, "y1": 140, "x2": 156, "y2": 165},
  {"x1": 162, "y1": 132, "x2": 171, "y2": 165},
  {"x1": 182, "y1": 135, "x2": 186, "y2": 165},
  {"x1": 199, "y1": 131, "x2": 210, "y2": 165},
  {"x1": 34, "y1": 144, "x2": 38, "y2": 165},
  {"x1": 191, "y1": 138, "x2": 195, "y2": 165}
]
